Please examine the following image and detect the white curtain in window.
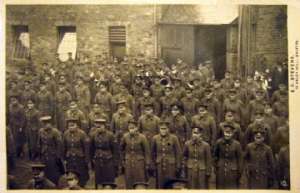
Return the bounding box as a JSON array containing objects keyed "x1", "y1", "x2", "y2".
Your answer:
[
  {"x1": 57, "y1": 32, "x2": 77, "y2": 62},
  {"x1": 19, "y1": 32, "x2": 30, "y2": 48}
]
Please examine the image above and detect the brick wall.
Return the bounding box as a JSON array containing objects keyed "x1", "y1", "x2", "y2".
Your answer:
[
  {"x1": 6, "y1": 5, "x2": 157, "y2": 69},
  {"x1": 6, "y1": 5, "x2": 287, "y2": 74},
  {"x1": 251, "y1": 5, "x2": 288, "y2": 71}
]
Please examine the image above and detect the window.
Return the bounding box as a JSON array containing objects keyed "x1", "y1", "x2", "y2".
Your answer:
[
  {"x1": 12, "y1": 25, "x2": 30, "y2": 59},
  {"x1": 57, "y1": 26, "x2": 77, "y2": 62},
  {"x1": 109, "y1": 26, "x2": 126, "y2": 60}
]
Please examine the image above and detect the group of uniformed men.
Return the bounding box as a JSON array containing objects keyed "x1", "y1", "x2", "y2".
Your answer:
[{"x1": 6, "y1": 52, "x2": 289, "y2": 189}]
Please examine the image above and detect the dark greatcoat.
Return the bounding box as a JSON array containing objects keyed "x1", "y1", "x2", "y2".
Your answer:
[
  {"x1": 63, "y1": 128, "x2": 90, "y2": 187},
  {"x1": 120, "y1": 132, "x2": 150, "y2": 189},
  {"x1": 213, "y1": 138, "x2": 243, "y2": 189},
  {"x1": 244, "y1": 142, "x2": 275, "y2": 189},
  {"x1": 37, "y1": 127, "x2": 64, "y2": 185},
  {"x1": 89, "y1": 128, "x2": 117, "y2": 185},
  {"x1": 25, "y1": 107, "x2": 41, "y2": 159},
  {"x1": 8, "y1": 103, "x2": 26, "y2": 155},
  {"x1": 138, "y1": 114, "x2": 160, "y2": 142},
  {"x1": 151, "y1": 133, "x2": 182, "y2": 188},
  {"x1": 183, "y1": 139, "x2": 212, "y2": 189}
]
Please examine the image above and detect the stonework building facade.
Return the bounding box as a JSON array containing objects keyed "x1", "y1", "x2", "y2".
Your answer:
[{"x1": 6, "y1": 4, "x2": 287, "y2": 78}]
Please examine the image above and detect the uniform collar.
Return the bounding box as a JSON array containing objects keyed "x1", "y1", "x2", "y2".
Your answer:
[
  {"x1": 253, "y1": 142, "x2": 265, "y2": 149},
  {"x1": 191, "y1": 139, "x2": 202, "y2": 145},
  {"x1": 222, "y1": 138, "x2": 233, "y2": 144}
]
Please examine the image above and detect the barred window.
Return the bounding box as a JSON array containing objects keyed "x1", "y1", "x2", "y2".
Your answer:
[
  {"x1": 12, "y1": 25, "x2": 30, "y2": 59},
  {"x1": 57, "y1": 26, "x2": 77, "y2": 62},
  {"x1": 109, "y1": 26, "x2": 126, "y2": 43},
  {"x1": 109, "y1": 26, "x2": 126, "y2": 60}
]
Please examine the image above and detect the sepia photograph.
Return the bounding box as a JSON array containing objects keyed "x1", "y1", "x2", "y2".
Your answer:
[{"x1": 4, "y1": 2, "x2": 292, "y2": 190}]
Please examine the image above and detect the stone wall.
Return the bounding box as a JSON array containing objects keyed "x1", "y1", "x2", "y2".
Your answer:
[
  {"x1": 6, "y1": 5, "x2": 157, "y2": 68},
  {"x1": 251, "y1": 5, "x2": 288, "y2": 72},
  {"x1": 6, "y1": 5, "x2": 287, "y2": 75}
]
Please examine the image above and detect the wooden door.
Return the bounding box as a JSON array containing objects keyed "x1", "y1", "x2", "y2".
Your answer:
[{"x1": 159, "y1": 24, "x2": 195, "y2": 66}]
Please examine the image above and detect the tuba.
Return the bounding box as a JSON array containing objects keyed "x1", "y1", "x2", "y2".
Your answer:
[{"x1": 160, "y1": 76, "x2": 171, "y2": 86}]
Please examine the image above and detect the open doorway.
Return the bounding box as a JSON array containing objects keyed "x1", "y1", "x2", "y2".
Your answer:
[{"x1": 194, "y1": 26, "x2": 227, "y2": 80}]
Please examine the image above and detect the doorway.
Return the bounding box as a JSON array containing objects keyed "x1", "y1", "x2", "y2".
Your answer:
[{"x1": 194, "y1": 26, "x2": 227, "y2": 80}]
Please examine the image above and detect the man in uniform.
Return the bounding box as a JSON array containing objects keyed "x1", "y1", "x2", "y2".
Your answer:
[
  {"x1": 25, "y1": 99, "x2": 41, "y2": 160},
  {"x1": 55, "y1": 82, "x2": 72, "y2": 131},
  {"x1": 244, "y1": 109, "x2": 272, "y2": 147},
  {"x1": 65, "y1": 52, "x2": 75, "y2": 70},
  {"x1": 63, "y1": 118, "x2": 90, "y2": 187},
  {"x1": 182, "y1": 127, "x2": 212, "y2": 189},
  {"x1": 263, "y1": 103, "x2": 280, "y2": 134},
  {"x1": 89, "y1": 118, "x2": 117, "y2": 189},
  {"x1": 220, "y1": 71, "x2": 234, "y2": 90},
  {"x1": 171, "y1": 77, "x2": 185, "y2": 100},
  {"x1": 271, "y1": 119, "x2": 289, "y2": 155},
  {"x1": 74, "y1": 76, "x2": 91, "y2": 114},
  {"x1": 191, "y1": 78, "x2": 205, "y2": 100},
  {"x1": 211, "y1": 80, "x2": 225, "y2": 106},
  {"x1": 191, "y1": 104, "x2": 217, "y2": 147},
  {"x1": 88, "y1": 103, "x2": 109, "y2": 130},
  {"x1": 94, "y1": 81, "x2": 113, "y2": 121},
  {"x1": 26, "y1": 163, "x2": 56, "y2": 189},
  {"x1": 111, "y1": 100, "x2": 134, "y2": 143},
  {"x1": 271, "y1": 84, "x2": 287, "y2": 103},
  {"x1": 6, "y1": 127, "x2": 16, "y2": 172},
  {"x1": 112, "y1": 85, "x2": 135, "y2": 114},
  {"x1": 247, "y1": 88, "x2": 267, "y2": 124},
  {"x1": 120, "y1": 120, "x2": 151, "y2": 189},
  {"x1": 218, "y1": 110, "x2": 242, "y2": 142},
  {"x1": 150, "y1": 75, "x2": 164, "y2": 102},
  {"x1": 180, "y1": 86, "x2": 199, "y2": 123},
  {"x1": 37, "y1": 82, "x2": 53, "y2": 117},
  {"x1": 110, "y1": 73, "x2": 124, "y2": 95},
  {"x1": 201, "y1": 88, "x2": 221, "y2": 124},
  {"x1": 159, "y1": 85, "x2": 178, "y2": 118},
  {"x1": 21, "y1": 79, "x2": 36, "y2": 106},
  {"x1": 65, "y1": 100, "x2": 88, "y2": 132},
  {"x1": 8, "y1": 94, "x2": 26, "y2": 158},
  {"x1": 135, "y1": 87, "x2": 158, "y2": 119},
  {"x1": 151, "y1": 121, "x2": 182, "y2": 188},
  {"x1": 138, "y1": 103, "x2": 161, "y2": 142},
  {"x1": 278, "y1": 144, "x2": 290, "y2": 189},
  {"x1": 37, "y1": 116, "x2": 64, "y2": 185},
  {"x1": 164, "y1": 104, "x2": 190, "y2": 148},
  {"x1": 244, "y1": 128, "x2": 275, "y2": 189},
  {"x1": 233, "y1": 78, "x2": 248, "y2": 104},
  {"x1": 213, "y1": 124, "x2": 243, "y2": 189},
  {"x1": 222, "y1": 89, "x2": 245, "y2": 128},
  {"x1": 272, "y1": 91, "x2": 288, "y2": 126}
]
